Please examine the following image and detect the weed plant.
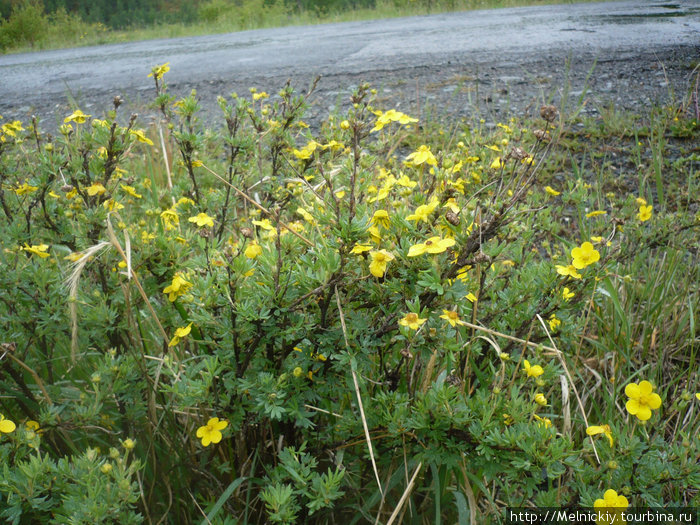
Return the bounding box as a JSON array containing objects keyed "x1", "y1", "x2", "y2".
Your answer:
[{"x1": 0, "y1": 64, "x2": 698, "y2": 523}]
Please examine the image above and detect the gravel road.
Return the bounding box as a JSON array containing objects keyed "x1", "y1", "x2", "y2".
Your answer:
[{"x1": 1, "y1": 0, "x2": 699, "y2": 129}]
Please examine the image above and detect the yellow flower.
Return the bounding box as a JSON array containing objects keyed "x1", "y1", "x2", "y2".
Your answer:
[
  {"x1": 586, "y1": 210, "x2": 607, "y2": 218},
  {"x1": 368, "y1": 186, "x2": 390, "y2": 203},
  {"x1": 534, "y1": 393, "x2": 547, "y2": 406},
  {"x1": 533, "y1": 414, "x2": 552, "y2": 428},
  {"x1": 148, "y1": 62, "x2": 170, "y2": 80},
  {"x1": 586, "y1": 424, "x2": 614, "y2": 447},
  {"x1": 407, "y1": 236, "x2": 455, "y2": 257},
  {"x1": 321, "y1": 140, "x2": 343, "y2": 150},
  {"x1": 350, "y1": 243, "x2": 372, "y2": 255},
  {"x1": 296, "y1": 207, "x2": 314, "y2": 224},
  {"x1": 292, "y1": 147, "x2": 312, "y2": 160},
  {"x1": 160, "y1": 208, "x2": 179, "y2": 230},
  {"x1": 696, "y1": 393, "x2": 700, "y2": 401},
  {"x1": 122, "y1": 438, "x2": 136, "y2": 450},
  {"x1": 369, "y1": 250, "x2": 394, "y2": 277},
  {"x1": 367, "y1": 225, "x2": 382, "y2": 244},
  {"x1": 399, "y1": 312, "x2": 427, "y2": 330},
  {"x1": 100, "y1": 463, "x2": 113, "y2": 474},
  {"x1": 439, "y1": 309, "x2": 464, "y2": 327},
  {"x1": 562, "y1": 287, "x2": 575, "y2": 301},
  {"x1": 196, "y1": 417, "x2": 228, "y2": 447},
  {"x1": 168, "y1": 323, "x2": 193, "y2": 347},
  {"x1": 371, "y1": 109, "x2": 418, "y2": 132},
  {"x1": 163, "y1": 273, "x2": 192, "y2": 302},
  {"x1": 523, "y1": 360, "x2": 544, "y2": 378},
  {"x1": 548, "y1": 314, "x2": 561, "y2": 332},
  {"x1": 22, "y1": 243, "x2": 50, "y2": 258},
  {"x1": 188, "y1": 212, "x2": 214, "y2": 228},
  {"x1": 396, "y1": 174, "x2": 417, "y2": 188},
  {"x1": 371, "y1": 209, "x2": 390, "y2": 228},
  {"x1": 465, "y1": 292, "x2": 477, "y2": 303},
  {"x1": 490, "y1": 157, "x2": 504, "y2": 169},
  {"x1": 176, "y1": 197, "x2": 195, "y2": 208},
  {"x1": 130, "y1": 129, "x2": 154, "y2": 145},
  {"x1": 637, "y1": 204, "x2": 652, "y2": 222},
  {"x1": 293, "y1": 366, "x2": 304, "y2": 377},
  {"x1": 252, "y1": 91, "x2": 269, "y2": 101},
  {"x1": 245, "y1": 241, "x2": 263, "y2": 259},
  {"x1": 292, "y1": 140, "x2": 319, "y2": 160},
  {"x1": 0, "y1": 414, "x2": 16, "y2": 434},
  {"x1": 594, "y1": 489, "x2": 628, "y2": 516},
  {"x1": 64, "y1": 109, "x2": 91, "y2": 124},
  {"x1": 635, "y1": 197, "x2": 647, "y2": 206},
  {"x1": 252, "y1": 218, "x2": 274, "y2": 230},
  {"x1": 25, "y1": 420, "x2": 40, "y2": 432},
  {"x1": 555, "y1": 264, "x2": 582, "y2": 279},
  {"x1": 87, "y1": 183, "x2": 106, "y2": 196},
  {"x1": 625, "y1": 380, "x2": 662, "y2": 421},
  {"x1": 442, "y1": 198, "x2": 460, "y2": 213},
  {"x1": 544, "y1": 186, "x2": 560, "y2": 196},
  {"x1": 120, "y1": 184, "x2": 142, "y2": 199},
  {"x1": 1, "y1": 120, "x2": 24, "y2": 136},
  {"x1": 103, "y1": 199, "x2": 124, "y2": 211},
  {"x1": 405, "y1": 145, "x2": 437, "y2": 166},
  {"x1": 406, "y1": 198, "x2": 439, "y2": 222},
  {"x1": 13, "y1": 183, "x2": 38, "y2": 195},
  {"x1": 571, "y1": 242, "x2": 600, "y2": 269}
]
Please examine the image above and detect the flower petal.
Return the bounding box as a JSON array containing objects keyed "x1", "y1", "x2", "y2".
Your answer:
[
  {"x1": 407, "y1": 244, "x2": 425, "y2": 257},
  {"x1": 635, "y1": 405, "x2": 652, "y2": 421},
  {"x1": 624, "y1": 382, "x2": 640, "y2": 399},
  {"x1": 625, "y1": 399, "x2": 640, "y2": 415},
  {"x1": 647, "y1": 393, "x2": 662, "y2": 409},
  {"x1": 638, "y1": 380, "x2": 653, "y2": 396},
  {"x1": 0, "y1": 419, "x2": 16, "y2": 433},
  {"x1": 586, "y1": 425, "x2": 604, "y2": 436},
  {"x1": 603, "y1": 489, "x2": 619, "y2": 504}
]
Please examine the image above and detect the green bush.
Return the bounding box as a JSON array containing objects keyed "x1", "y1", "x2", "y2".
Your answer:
[
  {"x1": 0, "y1": 0, "x2": 48, "y2": 50},
  {"x1": 0, "y1": 67, "x2": 698, "y2": 523}
]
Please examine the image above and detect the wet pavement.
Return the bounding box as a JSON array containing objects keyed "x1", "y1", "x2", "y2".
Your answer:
[{"x1": 1, "y1": 0, "x2": 698, "y2": 126}]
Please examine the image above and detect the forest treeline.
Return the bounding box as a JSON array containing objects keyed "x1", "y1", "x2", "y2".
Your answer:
[
  {"x1": 0, "y1": 0, "x2": 376, "y2": 29},
  {"x1": 0, "y1": 0, "x2": 198, "y2": 28}
]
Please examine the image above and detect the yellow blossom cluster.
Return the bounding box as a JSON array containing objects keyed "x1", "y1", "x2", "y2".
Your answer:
[{"x1": 371, "y1": 109, "x2": 418, "y2": 132}]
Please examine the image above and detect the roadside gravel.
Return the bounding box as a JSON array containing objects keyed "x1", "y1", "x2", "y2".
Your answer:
[{"x1": 4, "y1": 44, "x2": 698, "y2": 133}]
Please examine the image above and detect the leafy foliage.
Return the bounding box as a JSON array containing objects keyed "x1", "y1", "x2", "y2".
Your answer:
[{"x1": 0, "y1": 66, "x2": 698, "y2": 523}]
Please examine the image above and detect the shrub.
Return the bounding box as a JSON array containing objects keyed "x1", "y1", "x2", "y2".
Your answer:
[
  {"x1": 0, "y1": 67, "x2": 698, "y2": 523},
  {"x1": 0, "y1": 0, "x2": 49, "y2": 50}
]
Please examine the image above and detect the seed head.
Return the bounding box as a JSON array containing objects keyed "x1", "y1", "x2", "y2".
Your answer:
[
  {"x1": 510, "y1": 147, "x2": 529, "y2": 161},
  {"x1": 540, "y1": 105, "x2": 559, "y2": 123},
  {"x1": 445, "y1": 210, "x2": 460, "y2": 226},
  {"x1": 533, "y1": 129, "x2": 550, "y2": 142}
]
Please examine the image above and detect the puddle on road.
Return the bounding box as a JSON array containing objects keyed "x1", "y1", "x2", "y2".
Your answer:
[{"x1": 592, "y1": 6, "x2": 700, "y2": 25}]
